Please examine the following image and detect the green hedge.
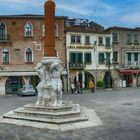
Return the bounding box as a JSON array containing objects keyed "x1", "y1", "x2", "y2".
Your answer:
[{"x1": 96, "y1": 81, "x2": 104, "y2": 88}]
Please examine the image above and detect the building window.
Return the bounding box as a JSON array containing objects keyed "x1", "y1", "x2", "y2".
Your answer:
[
  {"x1": 2, "y1": 48, "x2": 9, "y2": 63},
  {"x1": 25, "y1": 48, "x2": 33, "y2": 62},
  {"x1": 127, "y1": 53, "x2": 131, "y2": 63},
  {"x1": 134, "y1": 34, "x2": 138, "y2": 43},
  {"x1": 55, "y1": 23, "x2": 59, "y2": 37},
  {"x1": 24, "y1": 22, "x2": 33, "y2": 37},
  {"x1": 113, "y1": 52, "x2": 118, "y2": 63},
  {"x1": 71, "y1": 35, "x2": 75, "y2": 43},
  {"x1": 0, "y1": 22, "x2": 6, "y2": 41},
  {"x1": 70, "y1": 52, "x2": 83, "y2": 66},
  {"x1": 127, "y1": 34, "x2": 132, "y2": 43},
  {"x1": 76, "y1": 35, "x2": 81, "y2": 43},
  {"x1": 98, "y1": 36, "x2": 103, "y2": 45},
  {"x1": 105, "y1": 37, "x2": 111, "y2": 48},
  {"x1": 134, "y1": 53, "x2": 138, "y2": 62},
  {"x1": 85, "y1": 52, "x2": 92, "y2": 64},
  {"x1": 112, "y1": 33, "x2": 118, "y2": 43},
  {"x1": 99, "y1": 53, "x2": 104, "y2": 64},
  {"x1": 70, "y1": 35, "x2": 81, "y2": 44},
  {"x1": 70, "y1": 53, "x2": 76, "y2": 64},
  {"x1": 106, "y1": 52, "x2": 111, "y2": 60},
  {"x1": 85, "y1": 36, "x2": 90, "y2": 44}
]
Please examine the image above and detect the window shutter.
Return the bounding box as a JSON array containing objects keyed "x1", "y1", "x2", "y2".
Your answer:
[
  {"x1": 90, "y1": 53, "x2": 92, "y2": 63},
  {"x1": 81, "y1": 53, "x2": 83, "y2": 65},
  {"x1": 84, "y1": 53, "x2": 86, "y2": 64},
  {"x1": 128, "y1": 53, "x2": 131, "y2": 61}
]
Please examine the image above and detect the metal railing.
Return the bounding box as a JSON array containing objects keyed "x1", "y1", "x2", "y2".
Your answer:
[
  {"x1": 125, "y1": 61, "x2": 140, "y2": 67},
  {"x1": 69, "y1": 63, "x2": 85, "y2": 69},
  {"x1": 0, "y1": 34, "x2": 10, "y2": 42}
]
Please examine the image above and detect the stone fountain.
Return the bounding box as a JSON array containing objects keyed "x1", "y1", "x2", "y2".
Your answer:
[{"x1": 1, "y1": 0, "x2": 102, "y2": 131}]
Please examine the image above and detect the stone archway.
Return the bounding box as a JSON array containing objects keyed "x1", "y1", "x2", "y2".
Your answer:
[
  {"x1": 84, "y1": 71, "x2": 95, "y2": 89},
  {"x1": 0, "y1": 76, "x2": 8, "y2": 95},
  {"x1": 29, "y1": 76, "x2": 40, "y2": 90},
  {"x1": 103, "y1": 71, "x2": 113, "y2": 88},
  {"x1": 73, "y1": 71, "x2": 95, "y2": 89},
  {"x1": 5, "y1": 76, "x2": 25, "y2": 94}
]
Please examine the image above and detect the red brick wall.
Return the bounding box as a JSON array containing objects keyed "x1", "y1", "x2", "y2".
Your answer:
[{"x1": 0, "y1": 16, "x2": 66, "y2": 71}]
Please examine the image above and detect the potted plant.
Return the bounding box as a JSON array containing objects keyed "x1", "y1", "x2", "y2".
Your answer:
[{"x1": 96, "y1": 81, "x2": 104, "y2": 89}]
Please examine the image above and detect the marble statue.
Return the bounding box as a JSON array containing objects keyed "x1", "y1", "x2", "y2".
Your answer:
[
  {"x1": 50, "y1": 61, "x2": 63, "y2": 106},
  {"x1": 34, "y1": 63, "x2": 48, "y2": 105},
  {"x1": 35, "y1": 58, "x2": 63, "y2": 107}
]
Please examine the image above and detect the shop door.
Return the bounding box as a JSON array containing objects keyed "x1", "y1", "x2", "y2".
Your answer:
[{"x1": 124, "y1": 75, "x2": 132, "y2": 87}]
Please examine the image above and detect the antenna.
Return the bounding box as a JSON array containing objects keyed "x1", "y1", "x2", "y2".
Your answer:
[
  {"x1": 93, "y1": 7, "x2": 96, "y2": 22},
  {"x1": 90, "y1": 7, "x2": 96, "y2": 22}
]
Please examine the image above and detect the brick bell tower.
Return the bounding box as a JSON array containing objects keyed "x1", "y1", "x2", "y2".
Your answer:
[{"x1": 44, "y1": 0, "x2": 56, "y2": 56}]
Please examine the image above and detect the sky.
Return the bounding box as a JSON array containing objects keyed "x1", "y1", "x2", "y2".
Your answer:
[{"x1": 0, "y1": 0, "x2": 140, "y2": 28}]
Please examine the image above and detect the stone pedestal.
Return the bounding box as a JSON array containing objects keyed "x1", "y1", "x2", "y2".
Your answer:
[
  {"x1": 2, "y1": 102, "x2": 102, "y2": 131},
  {"x1": 3, "y1": 102, "x2": 88, "y2": 124}
]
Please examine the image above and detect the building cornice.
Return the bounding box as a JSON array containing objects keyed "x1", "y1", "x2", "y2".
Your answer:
[{"x1": 0, "y1": 14, "x2": 68, "y2": 19}]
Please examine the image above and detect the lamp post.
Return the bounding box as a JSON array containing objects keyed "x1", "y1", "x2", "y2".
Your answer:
[
  {"x1": 66, "y1": 46, "x2": 70, "y2": 91},
  {"x1": 105, "y1": 56, "x2": 112, "y2": 89}
]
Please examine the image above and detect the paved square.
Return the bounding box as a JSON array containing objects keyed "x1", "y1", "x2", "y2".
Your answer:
[{"x1": 0, "y1": 87, "x2": 140, "y2": 140}]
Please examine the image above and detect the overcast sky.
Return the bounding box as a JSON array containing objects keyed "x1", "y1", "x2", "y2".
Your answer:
[{"x1": 0, "y1": 0, "x2": 140, "y2": 28}]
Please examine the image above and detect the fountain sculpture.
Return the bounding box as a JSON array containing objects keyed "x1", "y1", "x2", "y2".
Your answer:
[{"x1": 1, "y1": 0, "x2": 102, "y2": 131}]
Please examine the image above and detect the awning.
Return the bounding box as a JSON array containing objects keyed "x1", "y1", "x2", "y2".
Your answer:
[
  {"x1": 0, "y1": 70, "x2": 67, "y2": 77},
  {"x1": 119, "y1": 69, "x2": 140, "y2": 74},
  {"x1": 0, "y1": 71, "x2": 38, "y2": 77}
]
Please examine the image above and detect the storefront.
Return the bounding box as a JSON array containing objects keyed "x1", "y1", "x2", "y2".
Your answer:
[
  {"x1": 119, "y1": 69, "x2": 140, "y2": 87},
  {"x1": 0, "y1": 71, "x2": 38, "y2": 95}
]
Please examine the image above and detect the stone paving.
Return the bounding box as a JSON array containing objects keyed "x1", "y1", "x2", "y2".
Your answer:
[{"x1": 0, "y1": 87, "x2": 140, "y2": 140}]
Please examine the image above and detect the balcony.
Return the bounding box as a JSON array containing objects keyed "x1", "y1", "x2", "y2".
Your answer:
[
  {"x1": 105, "y1": 45, "x2": 111, "y2": 49},
  {"x1": 69, "y1": 63, "x2": 85, "y2": 69},
  {"x1": 0, "y1": 34, "x2": 10, "y2": 43},
  {"x1": 125, "y1": 61, "x2": 140, "y2": 68}
]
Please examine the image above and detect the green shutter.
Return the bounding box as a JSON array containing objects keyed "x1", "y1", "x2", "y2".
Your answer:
[
  {"x1": 128, "y1": 53, "x2": 131, "y2": 61},
  {"x1": 70, "y1": 53, "x2": 72, "y2": 64},
  {"x1": 75, "y1": 53, "x2": 78, "y2": 64},
  {"x1": 81, "y1": 53, "x2": 83, "y2": 64},
  {"x1": 134, "y1": 53, "x2": 138, "y2": 61},
  {"x1": 90, "y1": 53, "x2": 92, "y2": 63},
  {"x1": 106, "y1": 37, "x2": 110, "y2": 47},
  {"x1": 84, "y1": 53, "x2": 87, "y2": 64}
]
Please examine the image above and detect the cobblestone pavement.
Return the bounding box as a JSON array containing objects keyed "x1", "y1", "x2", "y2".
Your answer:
[{"x1": 0, "y1": 87, "x2": 140, "y2": 140}]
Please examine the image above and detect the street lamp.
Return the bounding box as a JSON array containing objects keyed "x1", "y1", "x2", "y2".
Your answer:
[{"x1": 105, "y1": 56, "x2": 112, "y2": 89}]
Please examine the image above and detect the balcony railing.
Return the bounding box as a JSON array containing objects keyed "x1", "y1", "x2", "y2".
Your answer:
[
  {"x1": 105, "y1": 45, "x2": 111, "y2": 49},
  {"x1": 0, "y1": 34, "x2": 10, "y2": 42},
  {"x1": 69, "y1": 63, "x2": 85, "y2": 69},
  {"x1": 125, "y1": 61, "x2": 140, "y2": 68}
]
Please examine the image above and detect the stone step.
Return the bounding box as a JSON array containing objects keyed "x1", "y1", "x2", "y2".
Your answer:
[
  {"x1": 14, "y1": 105, "x2": 80, "y2": 119},
  {"x1": 24, "y1": 102, "x2": 74, "y2": 112},
  {"x1": 3, "y1": 107, "x2": 88, "y2": 124}
]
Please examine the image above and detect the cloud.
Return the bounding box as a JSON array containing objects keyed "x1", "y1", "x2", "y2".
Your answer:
[
  {"x1": 0, "y1": 0, "x2": 139, "y2": 28},
  {"x1": 2, "y1": 0, "x2": 27, "y2": 4},
  {"x1": 0, "y1": 0, "x2": 43, "y2": 14},
  {"x1": 120, "y1": 11, "x2": 140, "y2": 24},
  {"x1": 56, "y1": 0, "x2": 115, "y2": 17}
]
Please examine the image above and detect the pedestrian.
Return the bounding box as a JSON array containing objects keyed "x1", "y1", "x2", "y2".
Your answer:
[
  {"x1": 89, "y1": 79, "x2": 95, "y2": 93},
  {"x1": 76, "y1": 81, "x2": 82, "y2": 94},
  {"x1": 71, "y1": 83, "x2": 75, "y2": 93}
]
